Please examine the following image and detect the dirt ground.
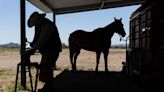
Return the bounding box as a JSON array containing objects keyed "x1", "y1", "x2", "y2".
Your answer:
[
  {"x1": 0, "y1": 48, "x2": 126, "y2": 71},
  {"x1": 0, "y1": 48, "x2": 126, "y2": 91},
  {"x1": 1, "y1": 48, "x2": 161, "y2": 92}
]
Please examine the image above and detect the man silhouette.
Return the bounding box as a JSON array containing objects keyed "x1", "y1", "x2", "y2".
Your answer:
[{"x1": 26, "y1": 12, "x2": 62, "y2": 91}]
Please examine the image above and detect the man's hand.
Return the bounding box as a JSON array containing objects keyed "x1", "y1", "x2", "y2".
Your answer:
[{"x1": 22, "y1": 48, "x2": 35, "y2": 64}]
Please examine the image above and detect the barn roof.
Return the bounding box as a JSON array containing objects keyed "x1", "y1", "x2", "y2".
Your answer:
[{"x1": 28, "y1": 0, "x2": 146, "y2": 14}]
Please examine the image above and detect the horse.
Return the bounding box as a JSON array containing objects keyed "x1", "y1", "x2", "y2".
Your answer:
[{"x1": 68, "y1": 18, "x2": 126, "y2": 72}]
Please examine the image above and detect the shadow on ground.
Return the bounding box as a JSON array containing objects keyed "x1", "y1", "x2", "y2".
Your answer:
[{"x1": 38, "y1": 70, "x2": 156, "y2": 92}]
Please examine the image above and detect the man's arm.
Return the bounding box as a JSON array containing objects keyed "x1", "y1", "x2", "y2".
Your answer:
[
  {"x1": 30, "y1": 27, "x2": 40, "y2": 47},
  {"x1": 32, "y1": 24, "x2": 52, "y2": 51}
]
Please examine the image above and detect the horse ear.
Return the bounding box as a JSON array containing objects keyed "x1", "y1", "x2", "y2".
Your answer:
[
  {"x1": 120, "y1": 18, "x2": 122, "y2": 21},
  {"x1": 114, "y1": 17, "x2": 116, "y2": 21}
]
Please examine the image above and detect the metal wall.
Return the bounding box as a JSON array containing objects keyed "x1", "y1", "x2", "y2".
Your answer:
[{"x1": 127, "y1": 0, "x2": 164, "y2": 79}]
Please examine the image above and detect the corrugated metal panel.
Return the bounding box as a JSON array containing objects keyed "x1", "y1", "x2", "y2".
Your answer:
[
  {"x1": 28, "y1": 0, "x2": 52, "y2": 12},
  {"x1": 28, "y1": 0, "x2": 145, "y2": 14},
  {"x1": 129, "y1": 1, "x2": 164, "y2": 78}
]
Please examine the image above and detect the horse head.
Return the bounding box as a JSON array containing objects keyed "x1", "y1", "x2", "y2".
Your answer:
[{"x1": 113, "y1": 17, "x2": 126, "y2": 38}]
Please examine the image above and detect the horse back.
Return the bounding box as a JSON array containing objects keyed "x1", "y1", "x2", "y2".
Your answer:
[{"x1": 69, "y1": 30, "x2": 95, "y2": 51}]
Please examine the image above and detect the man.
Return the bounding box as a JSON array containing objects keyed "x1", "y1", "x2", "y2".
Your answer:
[{"x1": 26, "y1": 12, "x2": 62, "y2": 91}]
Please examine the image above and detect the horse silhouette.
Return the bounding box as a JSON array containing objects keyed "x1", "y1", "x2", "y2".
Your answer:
[{"x1": 69, "y1": 18, "x2": 126, "y2": 72}]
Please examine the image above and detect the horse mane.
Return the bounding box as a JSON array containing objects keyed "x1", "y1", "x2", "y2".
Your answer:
[{"x1": 92, "y1": 21, "x2": 115, "y2": 33}]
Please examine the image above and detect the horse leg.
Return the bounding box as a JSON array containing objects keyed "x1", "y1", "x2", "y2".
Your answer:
[
  {"x1": 73, "y1": 49, "x2": 80, "y2": 71},
  {"x1": 69, "y1": 49, "x2": 75, "y2": 71},
  {"x1": 103, "y1": 51, "x2": 109, "y2": 72},
  {"x1": 95, "y1": 52, "x2": 101, "y2": 72}
]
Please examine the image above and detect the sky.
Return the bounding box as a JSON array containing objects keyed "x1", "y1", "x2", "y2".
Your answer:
[{"x1": 0, "y1": 0, "x2": 141, "y2": 45}]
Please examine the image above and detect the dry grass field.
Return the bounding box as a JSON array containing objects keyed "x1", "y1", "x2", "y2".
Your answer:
[{"x1": 0, "y1": 48, "x2": 126, "y2": 92}]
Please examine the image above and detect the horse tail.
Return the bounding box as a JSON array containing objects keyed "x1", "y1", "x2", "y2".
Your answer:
[
  {"x1": 69, "y1": 31, "x2": 78, "y2": 68},
  {"x1": 68, "y1": 32, "x2": 73, "y2": 46},
  {"x1": 68, "y1": 31, "x2": 76, "y2": 51}
]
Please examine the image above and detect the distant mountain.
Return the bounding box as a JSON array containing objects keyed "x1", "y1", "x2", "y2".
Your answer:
[
  {"x1": 0, "y1": 42, "x2": 127, "y2": 48},
  {"x1": 0, "y1": 42, "x2": 20, "y2": 48}
]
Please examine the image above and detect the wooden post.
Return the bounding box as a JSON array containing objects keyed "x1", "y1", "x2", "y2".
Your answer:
[
  {"x1": 53, "y1": 12, "x2": 56, "y2": 24},
  {"x1": 20, "y1": 0, "x2": 26, "y2": 89}
]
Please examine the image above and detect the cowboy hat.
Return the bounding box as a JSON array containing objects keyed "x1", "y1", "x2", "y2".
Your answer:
[
  {"x1": 28, "y1": 12, "x2": 46, "y2": 27},
  {"x1": 30, "y1": 12, "x2": 46, "y2": 19}
]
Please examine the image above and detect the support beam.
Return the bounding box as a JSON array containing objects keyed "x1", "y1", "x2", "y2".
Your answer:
[
  {"x1": 20, "y1": 0, "x2": 26, "y2": 89},
  {"x1": 53, "y1": 12, "x2": 56, "y2": 24}
]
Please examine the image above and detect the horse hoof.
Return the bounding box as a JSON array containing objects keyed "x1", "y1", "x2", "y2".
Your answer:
[{"x1": 71, "y1": 69, "x2": 77, "y2": 72}]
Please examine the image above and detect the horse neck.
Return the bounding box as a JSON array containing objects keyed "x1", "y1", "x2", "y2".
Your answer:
[{"x1": 104, "y1": 22, "x2": 116, "y2": 38}]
